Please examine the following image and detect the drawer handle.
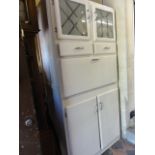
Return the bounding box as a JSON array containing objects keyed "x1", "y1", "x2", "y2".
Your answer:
[
  {"x1": 104, "y1": 46, "x2": 111, "y2": 50},
  {"x1": 91, "y1": 58, "x2": 100, "y2": 62},
  {"x1": 74, "y1": 47, "x2": 84, "y2": 50}
]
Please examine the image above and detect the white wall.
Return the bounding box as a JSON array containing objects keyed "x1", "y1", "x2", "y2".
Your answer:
[{"x1": 126, "y1": 0, "x2": 135, "y2": 127}]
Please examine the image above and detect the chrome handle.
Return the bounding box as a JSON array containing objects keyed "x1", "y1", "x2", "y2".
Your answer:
[
  {"x1": 75, "y1": 47, "x2": 84, "y2": 50},
  {"x1": 25, "y1": 117, "x2": 33, "y2": 127},
  {"x1": 104, "y1": 46, "x2": 111, "y2": 50},
  {"x1": 91, "y1": 58, "x2": 100, "y2": 62}
]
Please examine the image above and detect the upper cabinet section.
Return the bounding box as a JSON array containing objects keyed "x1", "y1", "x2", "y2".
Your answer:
[
  {"x1": 91, "y1": 2, "x2": 116, "y2": 42},
  {"x1": 54, "y1": 0, "x2": 116, "y2": 41},
  {"x1": 54, "y1": 0, "x2": 91, "y2": 40}
]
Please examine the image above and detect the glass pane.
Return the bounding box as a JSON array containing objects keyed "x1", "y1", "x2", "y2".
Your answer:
[
  {"x1": 59, "y1": 0, "x2": 88, "y2": 36},
  {"x1": 96, "y1": 9, "x2": 114, "y2": 38}
]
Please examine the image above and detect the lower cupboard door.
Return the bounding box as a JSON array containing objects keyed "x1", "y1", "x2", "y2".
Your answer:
[
  {"x1": 97, "y1": 89, "x2": 120, "y2": 150},
  {"x1": 66, "y1": 97, "x2": 100, "y2": 155}
]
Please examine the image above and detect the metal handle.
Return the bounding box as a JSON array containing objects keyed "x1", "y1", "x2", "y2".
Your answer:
[
  {"x1": 75, "y1": 47, "x2": 84, "y2": 50},
  {"x1": 91, "y1": 58, "x2": 100, "y2": 62},
  {"x1": 25, "y1": 118, "x2": 33, "y2": 127},
  {"x1": 104, "y1": 46, "x2": 111, "y2": 50}
]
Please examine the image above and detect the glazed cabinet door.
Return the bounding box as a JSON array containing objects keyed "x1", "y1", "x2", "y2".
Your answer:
[
  {"x1": 66, "y1": 97, "x2": 100, "y2": 155},
  {"x1": 91, "y1": 2, "x2": 115, "y2": 42},
  {"x1": 54, "y1": 0, "x2": 91, "y2": 40},
  {"x1": 97, "y1": 89, "x2": 120, "y2": 150}
]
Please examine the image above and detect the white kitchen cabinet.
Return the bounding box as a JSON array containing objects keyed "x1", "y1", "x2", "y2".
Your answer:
[
  {"x1": 66, "y1": 97, "x2": 100, "y2": 155},
  {"x1": 54, "y1": 0, "x2": 91, "y2": 40},
  {"x1": 60, "y1": 55, "x2": 117, "y2": 97},
  {"x1": 91, "y1": 1, "x2": 116, "y2": 42},
  {"x1": 97, "y1": 89, "x2": 120, "y2": 150},
  {"x1": 51, "y1": 1, "x2": 120, "y2": 155}
]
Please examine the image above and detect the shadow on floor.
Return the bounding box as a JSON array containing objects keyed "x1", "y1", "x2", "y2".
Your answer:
[{"x1": 102, "y1": 139, "x2": 135, "y2": 155}]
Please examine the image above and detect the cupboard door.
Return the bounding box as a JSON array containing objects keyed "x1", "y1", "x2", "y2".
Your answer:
[
  {"x1": 54, "y1": 0, "x2": 91, "y2": 40},
  {"x1": 66, "y1": 97, "x2": 100, "y2": 155},
  {"x1": 61, "y1": 55, "x2": 117, "y2": 97},
  {"x1": 91, "y1": 2, "x2": 116, "y2": 41},
  {"x1": 97, "y1": 89, "x2": 120, "y2": 150}
]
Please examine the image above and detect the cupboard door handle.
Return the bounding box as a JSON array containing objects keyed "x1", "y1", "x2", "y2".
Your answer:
[
  {"x1": 100, "y1": 102, "x2": 103, "y2": 110},
  {"x1": 96, "y1": 103, "x2": 98, "y2": 113},
  {"x1": 74, "y1": 47, "x2": 84, "y2": 50},
  {"x1": 104, "y1": 46, "x2": 111, "y2": 50}
]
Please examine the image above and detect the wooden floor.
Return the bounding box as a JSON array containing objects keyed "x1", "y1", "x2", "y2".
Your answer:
[{"x1": 102, "y1": 139, "x2": 135, "y2": 155}]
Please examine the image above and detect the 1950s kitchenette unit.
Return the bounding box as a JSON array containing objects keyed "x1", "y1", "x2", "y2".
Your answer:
[{"x1": 50, "y1": 0, "x2": 120, "y2": 154}]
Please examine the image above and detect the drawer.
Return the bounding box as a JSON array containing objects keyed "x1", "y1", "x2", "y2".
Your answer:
[
  {"x1": 94, "y1": 43, "x2": 116, "y2": 54},
  {"x1": 59, "y1": 41, "x2": 93, "y2": 56},
  {"x1": 60, "y1": 56, "x2": 117, "y2": 97}
]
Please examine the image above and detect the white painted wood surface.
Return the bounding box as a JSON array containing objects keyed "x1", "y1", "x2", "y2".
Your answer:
[
  {"x1": 60, "y1": 55, "x2": 117, "y2": 97},
  {"x1": 59, "y1": 40, "x2": 93, "y2": 56},
  {"x1": 94, "y1": 42, "x2": 116, "y2": 55},
  {"x1": 66, "y1": 97, "x2": 100, "y2": 155},
  {"x1": 97, "y1": 89, "x2": 120, "y2": 150}
]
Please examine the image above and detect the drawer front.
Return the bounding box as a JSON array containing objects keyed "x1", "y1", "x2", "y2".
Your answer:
[
  {"x1": 59, "y1": 41, "x2": 93, "y2": 56},
  {"x1": 94, "y1": 43, "x2": 116, "y2": 54},
  {"x1": 60, "y1": 55, "x2": 117, "y2": 97}
]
